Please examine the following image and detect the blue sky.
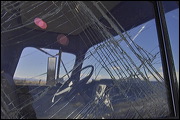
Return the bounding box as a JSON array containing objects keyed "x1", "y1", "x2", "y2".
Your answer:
[
  {"x1": 14, "y1": 8, "x2": 179, "y2": 84},
  {"x1": 166, "y1": 9, "x2": 179, "y2": 70},
  {"x1": 165, "y1": 8, "x2": 179, "y2": 83}
]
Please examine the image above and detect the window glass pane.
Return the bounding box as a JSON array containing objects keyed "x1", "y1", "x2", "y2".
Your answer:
[
  {"x1": 2, "y1": 1, "x2": 178, "y2": 119},
  {"x1": 163, "y1": 1, "x2": 179, "y2": 87},
  {"x1": 13, "y1": 47, "x2": 76, "y2": 85},
  {"x1": 13, "y1": 47, "x2": 59, "y2": 85},
  {"x1": 82, "y1": 1, "x2": 171, "y2": 118}
]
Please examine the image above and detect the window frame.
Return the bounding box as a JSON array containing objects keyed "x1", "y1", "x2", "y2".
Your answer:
[{"x1": 153, "y1": 1, "x2": 179, "y2": 118}]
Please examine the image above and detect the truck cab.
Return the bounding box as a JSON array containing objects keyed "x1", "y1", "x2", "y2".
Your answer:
[{"x1": 1, "y1": 1, "x2": 179, "y2": 119}]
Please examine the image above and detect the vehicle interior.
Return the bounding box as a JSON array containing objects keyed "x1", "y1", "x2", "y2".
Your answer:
[{"x1": 1, "y1": 1, "x2": 179, "y2": 119}]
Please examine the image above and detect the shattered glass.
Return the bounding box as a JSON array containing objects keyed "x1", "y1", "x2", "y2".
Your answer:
[{"x1": 1, "y1": 1, "x2": 178, "y2": 119}]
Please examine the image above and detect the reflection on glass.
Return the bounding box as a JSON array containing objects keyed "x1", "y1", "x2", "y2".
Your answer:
[
  {"x1": 47, "y1": 57, "x2": 57, "y2": 86},
  {"x1": 1, "y1": 1, "x2": 178, "y2": 119}
]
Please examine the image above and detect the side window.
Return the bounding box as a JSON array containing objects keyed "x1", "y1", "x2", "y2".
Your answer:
[
  {"x1": 13, "y1": 47, "x2": 76, "y2": 85},
  {"x1": 163, "y1": 2, "x2": 179, "y2": 88}
]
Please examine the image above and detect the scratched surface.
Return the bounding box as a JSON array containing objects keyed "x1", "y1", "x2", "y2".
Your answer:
[{"x1": 1, "y1": 1, "x2": 175, "y2": 119}]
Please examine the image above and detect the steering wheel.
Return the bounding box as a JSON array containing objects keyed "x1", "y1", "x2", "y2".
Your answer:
[
  {"x1": 73, "y1": 65, "x2": 94, "y2": 85},
  {"x1": 54, "y1": 65, "x2": 94, "y2": 98}
]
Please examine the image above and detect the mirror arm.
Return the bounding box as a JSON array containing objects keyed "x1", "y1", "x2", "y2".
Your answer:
[
  {"x1": 60, "y1": 58, "x2": 70, "y2": 79},
  {"x1": 36, "y1": 48, "x2": 54, "y2": 57},
  {"x1": 56, "y1": 47, "x2": 62, "y2": 79}
]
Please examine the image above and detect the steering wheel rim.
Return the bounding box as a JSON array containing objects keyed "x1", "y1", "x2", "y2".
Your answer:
[
  {"x1": 66, "y1": 65, "x2": 94, "y2": 98},
  {"x1": 56, "y1": 65, "x2": 94, "y2": 96},
  {"x1": 73, "y1": 65, "x2": 94, "y2": 85}
]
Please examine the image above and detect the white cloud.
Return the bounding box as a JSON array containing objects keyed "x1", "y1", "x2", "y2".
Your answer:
[
  {"x1": 111, "y1": 66, "x2": 120, "y2": 70},
  {"x1": 176, "y1": 71, "x2": 179, "y2": 87},
  {"x1": 148, "y1": 71, "x2": 164, "y2": 81},
  {"x1": 146, "y1": 70, "x2": 179, "y2": 84}
]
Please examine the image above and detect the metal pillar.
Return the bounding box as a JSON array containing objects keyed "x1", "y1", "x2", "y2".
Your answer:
[{"x1": 153, "y1": 1, "x2": 179, "y2": 118}]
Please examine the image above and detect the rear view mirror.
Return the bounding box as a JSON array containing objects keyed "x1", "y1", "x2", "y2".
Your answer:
[{"x1": 47, "y1": 57, "x2": 57, "y2": 86}]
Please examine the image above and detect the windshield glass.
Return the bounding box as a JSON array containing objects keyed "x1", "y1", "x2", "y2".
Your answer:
[{"x1": 1, "y1": 1, "x2": 179, "y2": 119}]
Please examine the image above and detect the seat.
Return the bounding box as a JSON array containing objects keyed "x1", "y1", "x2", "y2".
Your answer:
[{"x1": 1, "y1": 71, "x2": 37, "y2": 119}]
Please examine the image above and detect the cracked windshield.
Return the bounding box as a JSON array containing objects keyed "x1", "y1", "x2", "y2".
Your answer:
[{"x1": 1, "y1": 1, "x2": 179, "y2": 119}]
